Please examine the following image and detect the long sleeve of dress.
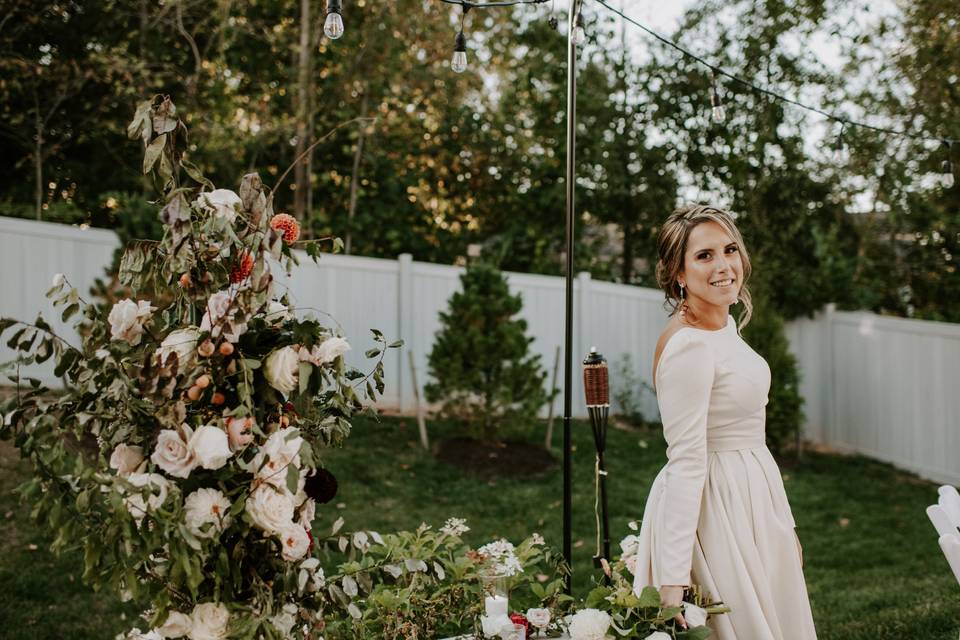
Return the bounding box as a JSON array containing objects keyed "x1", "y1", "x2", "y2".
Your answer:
[{"x1": 654, "y1": 333, "x2": 715, "y2": 587}]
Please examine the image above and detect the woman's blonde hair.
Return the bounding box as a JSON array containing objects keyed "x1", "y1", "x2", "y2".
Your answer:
[{"x1": 655, "y1": 204, "x2": 753, "y2": 330}]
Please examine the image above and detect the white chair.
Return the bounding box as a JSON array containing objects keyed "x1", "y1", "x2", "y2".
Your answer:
[{"x1": 927, "y1": 485, "x2": 960, "y2": 585}]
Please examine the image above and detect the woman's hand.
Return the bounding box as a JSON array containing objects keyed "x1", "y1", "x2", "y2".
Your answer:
[
  {"x1": 660, "y1": 584, "x2": 687, "y2": 629},
  {"x1": 794, "y1": 529, "x2": 803, "y2": 568}
]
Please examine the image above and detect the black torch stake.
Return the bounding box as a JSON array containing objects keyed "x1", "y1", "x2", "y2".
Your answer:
[{"x1": 583, "y1": 347, "x2": 611, "y2": 573}]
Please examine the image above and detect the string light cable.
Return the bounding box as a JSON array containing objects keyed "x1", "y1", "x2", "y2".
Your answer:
[{"x1": 590, "y1": 0, "x2": 955, "y2": 153}]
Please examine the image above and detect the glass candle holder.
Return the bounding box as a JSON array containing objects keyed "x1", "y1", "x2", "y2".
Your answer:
[{"x1": 479, "y1": 572, "x2": 509, "y2": 617}]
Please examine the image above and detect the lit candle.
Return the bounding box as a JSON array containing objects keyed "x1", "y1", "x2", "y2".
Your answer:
[{"x1": 484, "y1": 594, "x2": 508, "y2": 618}]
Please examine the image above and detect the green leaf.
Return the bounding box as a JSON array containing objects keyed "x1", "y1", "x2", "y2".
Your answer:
[
  {"x1": 285, "y1": 464, "x2": 300, "y2": 496},
  {"x1": 364, "y1": 348, "x2": 380, "y2": 358},
  {"x1": 143, "y1": 133, "x2": 167, "y2": 174},
  {"x1": 181, "y1": 159, "x2": 214, "y2": 190},
  {"x1": 387, "y1": 340, "x2": 404, "y2": 348},
  {"x1": 638, "y1": 586, "x2": 661, "y2": 608}
]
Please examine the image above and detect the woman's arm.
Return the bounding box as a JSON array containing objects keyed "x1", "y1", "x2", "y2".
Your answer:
[{"x1": 654, "y1": 334, "x2": 715, "y2": 588}]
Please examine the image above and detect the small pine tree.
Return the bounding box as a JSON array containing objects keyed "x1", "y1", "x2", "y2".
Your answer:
[
  {"x1": 425, "y1": 262, "x2": 548, "y2": 442},
  {"x1": 741, "y1": 285, "x2": 805, "y2": 457}
]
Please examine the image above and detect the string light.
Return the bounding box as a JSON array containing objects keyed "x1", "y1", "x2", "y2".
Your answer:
[
  {"x1": 591, "y1": 0, "x2": 954, "y2": 152},
  {"x1": 943, "y1": 141, "x2": 955, "y2": 189},
  {"x1": 833, "y1": 122, "x2": 847, "y2": 163},
  {"x1": 324, "y1": 0, "x2": 344, "y2": 39},
  {"x1": 571, "y1": 12, "x2": 587, "y2": 45},
  {"x1": 452, "y1": 30, "x2": 468, "y2": 73},
  {"x1": 709, "y1": 71, "x2": 725, "y2": 124}
]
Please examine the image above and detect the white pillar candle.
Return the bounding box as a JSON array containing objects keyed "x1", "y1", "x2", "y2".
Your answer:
[{"x1": 484, "y1": 594, "x2": 508, "y2": 618}]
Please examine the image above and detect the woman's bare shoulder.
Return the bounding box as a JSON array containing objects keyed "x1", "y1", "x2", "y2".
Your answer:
[{"x1": 652, "y1": 316, "x2": 686, "y2": 383}]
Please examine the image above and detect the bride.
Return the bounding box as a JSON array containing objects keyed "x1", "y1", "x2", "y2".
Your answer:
[{"x1": 631, "y1": 204, "x2": 818, "y2": 639}]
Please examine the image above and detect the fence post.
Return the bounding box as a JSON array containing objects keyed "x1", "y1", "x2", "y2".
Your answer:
[
  {"x1": 575, "y1": 271, "x2": 592, "y2": 416},
  {"x1": 398, "y1": 253, "x2": 414, "y2": 413},
  {"x1": 824, "y1": 302, "x2": 837, "y2": 446}
]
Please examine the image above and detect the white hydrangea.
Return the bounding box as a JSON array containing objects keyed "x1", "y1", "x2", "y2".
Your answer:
[{"x1": 567, "y1": 608, "x2": 612, "y2": 640}]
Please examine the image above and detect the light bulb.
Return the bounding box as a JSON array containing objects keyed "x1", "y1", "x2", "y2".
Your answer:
[
  {"x1": 711, "y1": 104, "x2": 726, "y2": 124},
  {"x1": 451, "y1": 50, "x2": 468, "y2": 73},
  {"x1": 571, "y1": 14, "x2": 586, "y2": 45},
  {"x1": 452, "y1": 30, "x2": 467, "y2": 73},
  {"x1": 324, "y1": 11, "x2": 344, "y2": 39}
]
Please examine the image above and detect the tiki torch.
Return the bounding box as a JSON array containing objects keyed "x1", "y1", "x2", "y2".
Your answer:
[{"x1": 583, "y1": 347, "x2": 611, "y2": 569}]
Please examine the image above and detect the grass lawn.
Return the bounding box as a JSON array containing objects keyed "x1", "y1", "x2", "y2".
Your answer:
[{"x1": 1, "y1": 414, "x2": 958, "y2": 639}]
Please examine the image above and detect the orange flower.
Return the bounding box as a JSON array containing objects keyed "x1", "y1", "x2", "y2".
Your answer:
[
  {"x1": 270, "y1": 213, "x2": 301, "y2": 243},
  {"x1": 230, "y1": 251, "x2": 254, "y2": 283}
]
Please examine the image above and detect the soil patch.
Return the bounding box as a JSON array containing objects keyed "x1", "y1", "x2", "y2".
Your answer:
[{"x1": 434, "y1": 437, "x2": 556, "y2": 478}]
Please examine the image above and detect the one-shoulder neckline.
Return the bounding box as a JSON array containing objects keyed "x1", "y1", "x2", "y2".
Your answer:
[{"x1": 654, "y1": 314, "x2": 733, "y2": 387}]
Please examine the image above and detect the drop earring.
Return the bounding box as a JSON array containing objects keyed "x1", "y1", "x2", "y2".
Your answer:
[{"x1": 679, "y1": 282, "x2": 687, "y2": 319}]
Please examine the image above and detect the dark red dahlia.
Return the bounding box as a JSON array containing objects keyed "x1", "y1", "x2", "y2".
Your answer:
[
  {"x1": 230, "y1": 251, "x2": 254, "y2": 283},
  {"x1": 305, "y1": 468, "x2": 338, "y2": 504}
]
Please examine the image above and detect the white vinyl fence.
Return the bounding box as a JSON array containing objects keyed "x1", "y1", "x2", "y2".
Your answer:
[{"x1": 1, "y1": 217, "x2": 958, "y2": 484}]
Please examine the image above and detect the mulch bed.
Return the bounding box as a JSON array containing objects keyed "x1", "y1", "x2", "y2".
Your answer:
[{"x1": 434, "y1": 436, "x2": 557, "y2": 478}]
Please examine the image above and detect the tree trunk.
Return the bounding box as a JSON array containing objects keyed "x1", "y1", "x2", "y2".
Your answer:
[
  {"x1": 34, "y1": 135, "x2": 42, "y2": 221},
  {"x1": 345, "y1": 89, "x2": 369, "y2": 255},
  {"x1": 292, "y1": 0, "x2": 312, "y2": 223},
  {"x1": 621, "y1": 223, "x2": 633, "y2": 284}
]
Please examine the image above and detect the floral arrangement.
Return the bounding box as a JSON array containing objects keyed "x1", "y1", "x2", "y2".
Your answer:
[
  {"x1": 0, "y1": 96, "x2": 728, "y2": 640},
  {"x1": 0, "y1": 96, "x2": 399, "y2": 639}
]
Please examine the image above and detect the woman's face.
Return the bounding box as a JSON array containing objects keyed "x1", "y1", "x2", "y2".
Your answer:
[{"x1": 679, "y1": 220, "x2": 743, "y2": 308}]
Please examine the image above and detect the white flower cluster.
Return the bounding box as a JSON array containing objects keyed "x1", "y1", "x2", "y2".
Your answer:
[
  {"x1": 439, "y1": 517, "x2": 470, "y2": 537},
  {"x1": 477, "y1": 538, "x2": 523, "y2": 577},
  {"x1": 567, "y1": 608, "x2": 612, "y2": 640},
  {"x1": 120, "y1": 602, "x2": 230, "y2": 640},
  {"x1": 245, "y1": 428, "x2": 314, "y2": 561},
  {"x1": 619, "y1": 533, "x2": 641, "y2": 576}
]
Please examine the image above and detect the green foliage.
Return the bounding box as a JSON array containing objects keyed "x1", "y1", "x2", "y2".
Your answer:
[
  {"x1": 425, "y1": 262, "x2": 549, "y2": 441},
  {"x1": 740, "y1": 290, "x2": 805, "y2": 456}
]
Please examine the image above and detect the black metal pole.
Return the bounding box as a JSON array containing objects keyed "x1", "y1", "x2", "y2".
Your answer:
[{"x1": 562, "y1": 0, "x2": 578, "y2": 595}]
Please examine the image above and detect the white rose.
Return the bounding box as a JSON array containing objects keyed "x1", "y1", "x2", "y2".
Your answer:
[
  {"x1": 124, "y1": 473, "x2": 170, "y2": 522},
  {"x1": 525, "y1": 608, "x2": 551, "y2": 629},
  {"x1": 279, "y1": 523, "x2": 310, "y2": 561},
  {"x1": 199, "y1": 291, "x2": 247, "y2": 343},
  {"x1": 184, "y1": 488, "x2": 232, "y2": 538},
  {"x1": 108, "y1": 299, "x2": 155, "y2": 346},
  {"x1": 300, "y1": 336, "x2": 351, "y2": 366},
  {"x1": 155, "y1": 327, "x2": 200, "y2": 369},
  {"x1": 188, "y1": 602, "x2": 229, "y2": 640},
  {"x1": 125, "y1": 629, "x2": 162, "y2": 640},
  {"x1": 567, "y1": 608, "x2": 612, "y2": 640},
  {"x1": 152, "y1": 426, "x2": 198, "y2": 479},
  {"x1": 480, "y1": 614, "x2": 512, "y2": 638},
  {"x1": 252, "y1": 428, "x2": 304, "y2": 492},
  {"x1": 265, "y1": 300, "x2": 291, "y2": 326},
  {"x1": 245, "y1": 484, "x2": 295, "y2": 535},
  {"x1": 269, "y1": 604, "x2": 298, "y2": 638},
  {"x1": 619, "y1": 534, "x2": 640, "y2": 558},
  {"x1": 195, "y1": 189, "x2": 241, "y2": 223},
  {"x1": 225, "y1": 417, "x2": 255, "y2": 451},
  {"x1": 264, "y1": 346, "x2": 299, "y2": 394},
  {"x1": 297, "y1": 498, "x2": 316, "y2": 531},
  {"x1": 642, "y1": 633, "x2": 672, "y2": 640},
  {"x1": 156, "y1": 611, "x2": 193, "y2": 638},
  {"x1": 189, "y1": 426, "x2": 232, "y2": 470},
  {"x1": 110, "y1": 444, "x2": 145, "y2": 476},
  {"x1": 682, "y1": 602, "x2": 708, "y2": 628}
]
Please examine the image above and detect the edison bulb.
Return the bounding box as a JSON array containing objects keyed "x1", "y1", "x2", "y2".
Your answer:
[
  {"x1": 451, "y1": 50, "x2": 467, "y2": 73},
  {"x1": 324, "y1": 12, "x2": 344, "y2": 39}
]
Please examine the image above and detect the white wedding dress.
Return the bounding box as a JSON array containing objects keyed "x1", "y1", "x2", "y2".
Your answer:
[{"x1": 631, "y1": 314, "x2": 817, "y2": 640}]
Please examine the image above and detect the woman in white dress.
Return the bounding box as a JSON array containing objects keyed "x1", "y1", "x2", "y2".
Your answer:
[{"x1": 631, "y1": 205, "x2": 818, "y2": 639}]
